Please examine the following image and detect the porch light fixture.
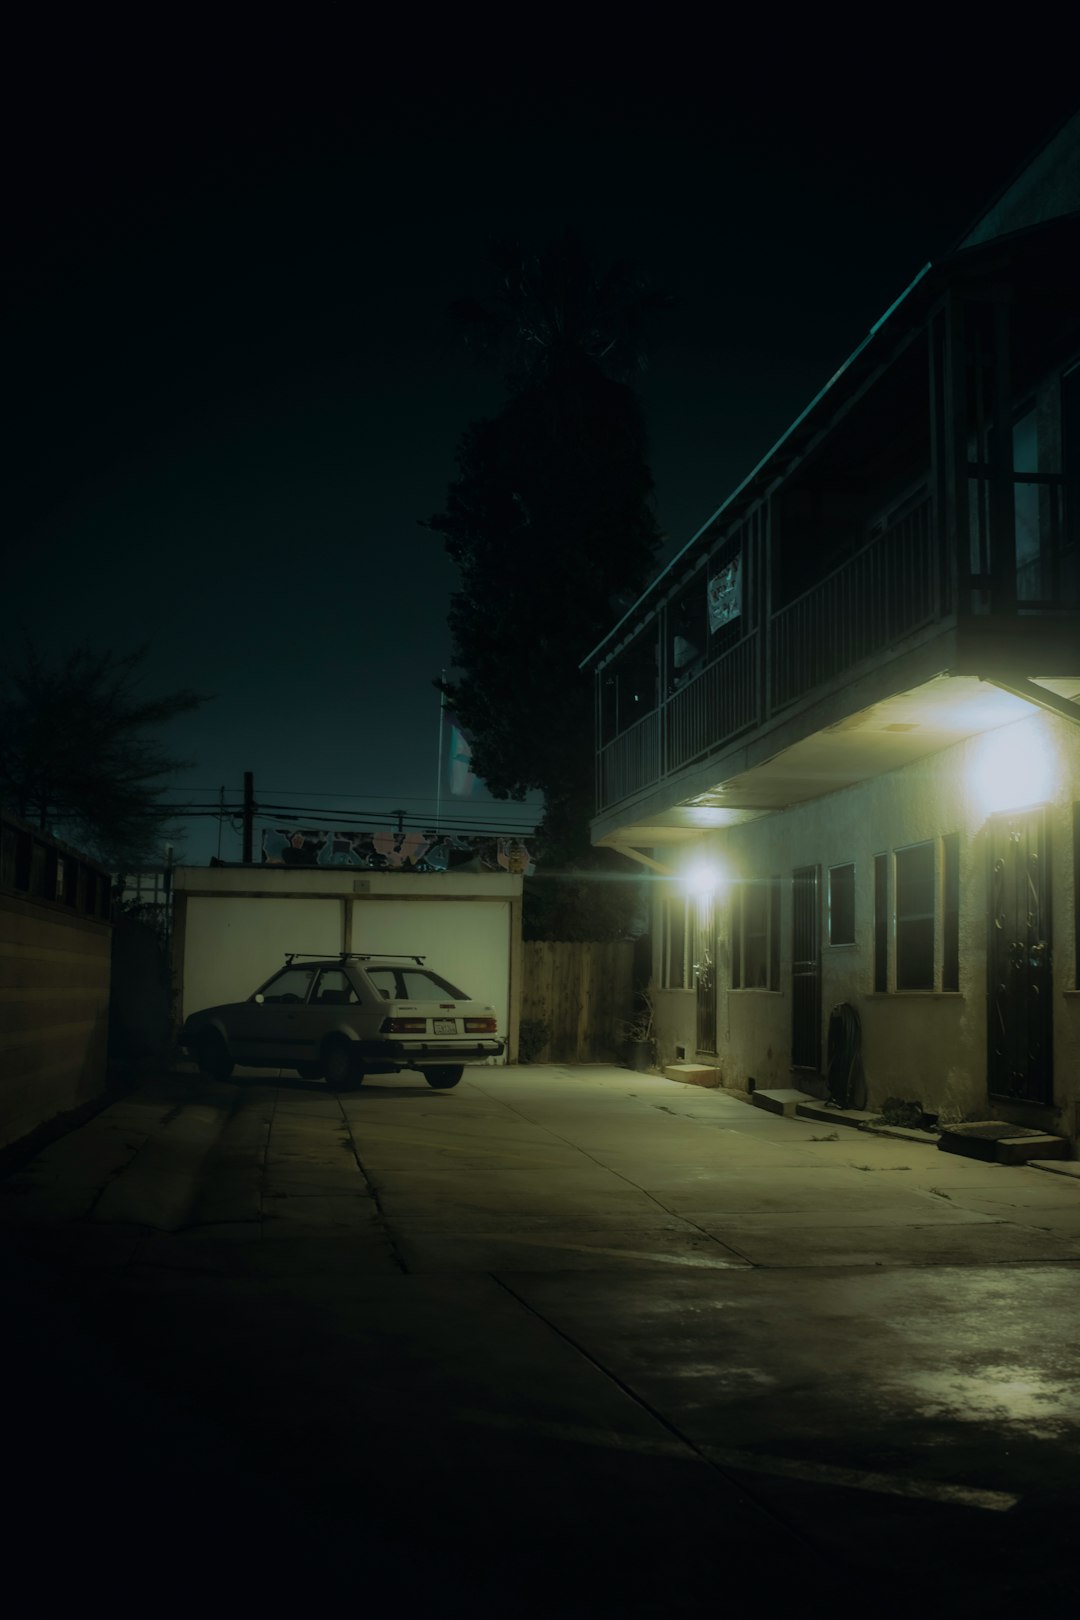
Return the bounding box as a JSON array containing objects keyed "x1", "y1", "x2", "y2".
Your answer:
[
  {"x1": 969, "y1": 718, "x2": 1055, "y2": 817},
  {"x1": 680, "y1": 856, "x2": 724, "y2": 900}
]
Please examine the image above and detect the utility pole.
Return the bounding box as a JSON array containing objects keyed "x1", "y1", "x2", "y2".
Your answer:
[
  {"x1": 434, "y1": 672, "x2": 446, "y2": 836},
  {"x1": 242, "y1": 771, "x2": 255, "y2": 863}
]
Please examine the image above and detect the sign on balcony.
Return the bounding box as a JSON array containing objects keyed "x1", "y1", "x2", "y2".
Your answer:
[{"x1": 708, "y1": 553, "x2": 742, "y2": 632}]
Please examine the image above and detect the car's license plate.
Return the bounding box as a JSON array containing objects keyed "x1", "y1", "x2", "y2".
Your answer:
[{"x1": 433, "y1": 1019, "x2": 456, "y2": 1035}]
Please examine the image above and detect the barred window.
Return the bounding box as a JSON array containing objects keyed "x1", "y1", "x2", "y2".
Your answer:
[{"x1": 733, "y1": 876, "x2": 780, "y2": 991}]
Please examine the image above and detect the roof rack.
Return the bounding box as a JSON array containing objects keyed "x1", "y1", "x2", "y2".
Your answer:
[{"x1": 283, "y1": 951, "x2": 426, "y2": 965}]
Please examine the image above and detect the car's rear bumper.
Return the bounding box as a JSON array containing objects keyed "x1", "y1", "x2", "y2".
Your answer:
[{"x1": 358, "y1": 1039, "x2": 505, "y2": 1063}]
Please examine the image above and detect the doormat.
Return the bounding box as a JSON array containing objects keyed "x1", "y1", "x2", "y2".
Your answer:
[
  {"x1": 938, "y1": 1121, "x2": 1069, "y2": 1164},
  {"x1": 943, "y1": 1122, "x2": 1048, "y2": 1141}
]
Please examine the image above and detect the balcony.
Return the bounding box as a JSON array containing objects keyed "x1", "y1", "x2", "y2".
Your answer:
[
  {"x1": 588, "y1": 212, "x2": 1080, "y2": 853},
  {"x1": 770, "y1": 497, "x2": 938, "y2": 712},
  {"x1": 596, "y1": 493, "x2": 945, "y2": 814}
]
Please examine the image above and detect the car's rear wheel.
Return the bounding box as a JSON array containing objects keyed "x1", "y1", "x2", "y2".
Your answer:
[
  {"x1": 196, "y1": 1029, "x2": 235, "y2": 1081},
  {"x1": 323, "y1": 1038, "x2": 362, "y2": 1090},
  {"x1": 421, "y1": 1065, "x2": 464, "y2": 1090}
]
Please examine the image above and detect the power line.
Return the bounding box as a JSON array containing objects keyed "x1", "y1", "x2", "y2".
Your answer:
[
  {"x1": 158, "y1": 801, "x2": 535, "y2": 820},
  {"x1": 168, "y1": 785, "x2": 539, "y2": 809},
  {"x1": 261, "y1": 787, "x2": 539, "y2": 805},
  {"x1": 155, "y1": 808, "x2": 538, "y2": 837},
  {"x1": 256, "y1": 814, "x2": 536, "y2": 835},
  {"x1": 157, "y1": 797, "x2": 537, "y2": 816}
]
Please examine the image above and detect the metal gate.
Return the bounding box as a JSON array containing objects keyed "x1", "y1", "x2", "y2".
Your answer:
[
  {"x1": 695, "y1": 898, "x2": 717, "y2": 1054},
  {"x1": 988, "y1": 808, "x2": 1053, "y2": 1104},
  {"x1": 792, "y1": 865, "x2": 821, "y2": 1070}
]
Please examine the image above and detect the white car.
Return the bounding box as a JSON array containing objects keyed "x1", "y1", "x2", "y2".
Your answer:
[{"x1": 180, "y1": 951, "x2": 504, "y2": 1089}]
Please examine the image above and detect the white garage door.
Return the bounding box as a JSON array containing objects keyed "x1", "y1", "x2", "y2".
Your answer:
[
  {"x1": 351, "y1": 899, "x2": 509, "y2": 1063},
  {"x1": 182, "y1": 896, "x2": 341, "y2": 1018},
  {"x1": 181, "y1": 893, "x2": 511, "y2": 1065}
]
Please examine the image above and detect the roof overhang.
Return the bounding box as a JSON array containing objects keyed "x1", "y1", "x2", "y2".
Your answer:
[{"x1": 594, "y1": 673, "x2": 1080, "y2": 859}]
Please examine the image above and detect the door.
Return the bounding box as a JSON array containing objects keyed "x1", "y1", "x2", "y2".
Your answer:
[
  {"x1": 791, "y1": 865, "x2": 821, "y2": 1070},
  {"x1": 695, "y1": 897, "x2": 717, "y2": 1054},
  {"x1": 228, "y1": 964, "x2": 320, "y2": 1064},
  {"x1": 988, "y1": 808, "x2": 1053, "y2": 1104}
]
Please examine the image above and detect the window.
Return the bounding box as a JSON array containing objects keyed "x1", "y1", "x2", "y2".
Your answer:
[
  {"x1": 1074, "y1": 803, "x2": 1080, "y2": 989},
  {"x1": 259, "y1": 967, "x2": 318, "y2": 1004},
  {"x1": 401, "y1": 969, "x2": 466, "y2": 1000},
  {"x1": 732, "y1": 876, "x2": 780, "y2": 990},
  {"x1": 942, "y1": 833, "x2": 960, "y2": 992},
  {"x1": 873, "y1": 853, "x2": 888, "y2": 991},
  {"x1": 828, "y1": 863, "x2": 855, "y2": 946},
  {"x1": 28, "y1": 839, "x2": 48, "y2": 898},
  {"x1": 599, "y1": 631, "x2": 659, "y2": 744},
  {"x1": 1010, "y1": 370, "x2": 1080, "y2": 607},
  {"x1": 364, "y1": 966, "x2": 467, "y2": 1001},
  {"x1": 661, "y1": 893, "x2": 693, "y2": 989},
  {"x1": 895, "y1": 842, "x2": 935, "y2": 990},
  {"x1": 666, "y1": 579, "x2": 707, "y2": 697},
  {"x1": 312, "y1": 969, "x2": 359, "y2": 1006},
  {"x1": 1065, "y1": 365, "x2": 1080, "y2": 559}
]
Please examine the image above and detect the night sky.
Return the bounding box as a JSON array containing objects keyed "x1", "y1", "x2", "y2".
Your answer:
[{"x1": 8, "y1": 46, "x2": 1078, "y2": 866}]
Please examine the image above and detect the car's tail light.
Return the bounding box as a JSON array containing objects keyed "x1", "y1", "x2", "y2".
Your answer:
[
  {"x1": 464, "y1": 1017, "x2": 497, "y2": 1033},
  {"x1": 381, "y1": 1017, "x2": 427, "y2": 1033}
]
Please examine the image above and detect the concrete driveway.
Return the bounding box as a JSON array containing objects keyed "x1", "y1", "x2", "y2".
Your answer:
[{"x1": 3, "y1": 1062, "x2": 1079, "y2": 1618}]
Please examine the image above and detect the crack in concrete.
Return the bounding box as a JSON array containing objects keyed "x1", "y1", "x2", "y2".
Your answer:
[{"x1": 333, "y1": 1097, "x2": 409, "y2": 1272}]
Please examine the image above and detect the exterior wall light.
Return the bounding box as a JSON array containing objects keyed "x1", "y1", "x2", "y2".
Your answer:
[
  {"x1": 970, "y1": 717, "x2": 1056, "y2": 818},
  {"x1": 681, "y1": 857, "x2": 723, "y2": 899}
]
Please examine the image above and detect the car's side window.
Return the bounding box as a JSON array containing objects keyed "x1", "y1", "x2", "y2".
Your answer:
[
  {"x1": 260, "y1": 968, "x2": 317, "y2": 1004},
  {"x1": 365, "y1": 968, "x2": 397, "y2": 1000},
  {"x1": 312, "y1": 969, "x2": 358, "y2": 1006}
]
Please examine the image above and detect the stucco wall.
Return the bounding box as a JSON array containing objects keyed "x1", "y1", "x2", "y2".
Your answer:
[
  {"x1": 652, "y1": 987, "x2": 698, "y2": 1072},
  {"x1": 654, "y1": 709, "x2": 1080, "y2": 1137},
  {"x1": 0, "y1": 892, "x2": 111, "y2": 1152}
]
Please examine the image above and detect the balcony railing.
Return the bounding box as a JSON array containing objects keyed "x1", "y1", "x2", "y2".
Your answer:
[
  {"x1": 598, "y1": 707, "x2": 660, "y2": 810},
  {"x1": 770, "y1": 496, "x2": 936, "y2": 710},
  {"x1": 666, "y1": 632, "x2": 758, "y2": 774},
  {"x1": 597, "y1": 635, "x2": 759, "y2": 812},
  {"x1": 596, "y1": 495, "x2": 942, "y2": 813}
]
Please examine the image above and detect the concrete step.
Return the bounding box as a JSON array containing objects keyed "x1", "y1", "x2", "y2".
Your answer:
[
  {"x1": 796, "y1": 1100, "x2": 881, "y2": 1130},
  {"x1": 752, "y1": 1088, "x2": 816, "y2": 1118},
  {"x1": 937, "y1": 1121, "x2": 1071, "y2": 1165},
  {"x1": 664, "y1": 1063, "x2": 722, "y2": 1089}
]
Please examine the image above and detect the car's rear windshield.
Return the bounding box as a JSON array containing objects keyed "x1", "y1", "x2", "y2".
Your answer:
[{"x1": 363, "y1": 966, "x2": 468, "y2": 1001}]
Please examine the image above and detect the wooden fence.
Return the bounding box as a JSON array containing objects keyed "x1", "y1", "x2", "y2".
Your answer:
[
  {"x1": 520, "y1": 939, "x2": 636, "y2": 1063},
  {"x1": 1, "y1": 812, "x2": 113, "y2": 1152}
]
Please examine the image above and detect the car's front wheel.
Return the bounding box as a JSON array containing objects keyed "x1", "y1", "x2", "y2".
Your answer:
[
  {"x1": 421, "y1": 1065, "x2": 464, "y2": 1090},
  {"x1": 196, "y1": 1029, "x2": 235, "y2": 1081},
  {"x1": 323, "y1": 1037, "x2": 362, "y2": 1090}
]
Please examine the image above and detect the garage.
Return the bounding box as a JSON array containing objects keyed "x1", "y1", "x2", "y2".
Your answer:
[{"x1": 172, "y1": 866, "x2": 522, "y2": 1062}]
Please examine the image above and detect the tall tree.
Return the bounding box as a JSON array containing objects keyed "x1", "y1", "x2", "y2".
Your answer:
[
  {"x1": 429, "y1": 231, "x2": 671, "y2": 905},
  {"x1": 0, "y1": 639, "x2": 207, "y2": 866},
  {"x1": 447, "y1": 231, "x2": 674, "y2": 389}
]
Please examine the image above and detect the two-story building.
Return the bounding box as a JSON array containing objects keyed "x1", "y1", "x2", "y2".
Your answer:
[{"x1": 583, "y1": 114, "x2": 1080, "y2": 1144}]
